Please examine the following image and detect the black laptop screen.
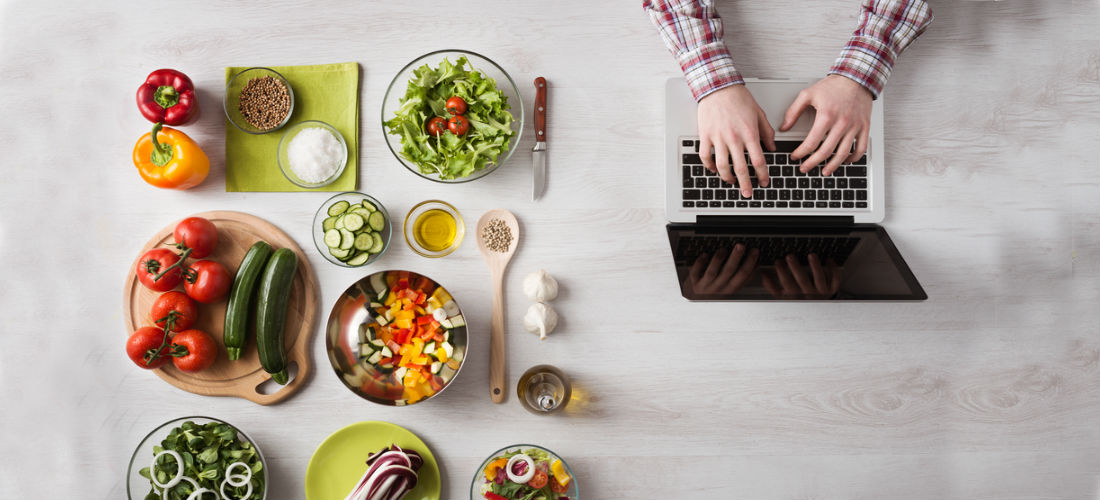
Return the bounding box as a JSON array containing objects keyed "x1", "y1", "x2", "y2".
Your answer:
[{"x1": 667, "y1": 223, "x2": 926, "y2": 301}]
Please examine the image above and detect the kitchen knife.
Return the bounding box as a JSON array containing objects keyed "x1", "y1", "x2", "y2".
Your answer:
[{"x1": 532, "y1": 76, "x2": 547, "y2": 200}]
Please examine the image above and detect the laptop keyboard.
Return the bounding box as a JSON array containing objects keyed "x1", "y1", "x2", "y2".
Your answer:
[
  {"x1": 675, "y1": 234, "x2": 860, "y2": 265},
  {"x1": 679, "y1": 138, "x2": 869, "y2": 211}
]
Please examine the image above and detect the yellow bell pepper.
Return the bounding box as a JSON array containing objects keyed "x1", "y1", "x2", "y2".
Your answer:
[
  {"x1": 484, "y1": 458, "x2": 507, "y2": 481},
  {"x1": 132, "y1": 123, "x2": 209, "y2": 189}
]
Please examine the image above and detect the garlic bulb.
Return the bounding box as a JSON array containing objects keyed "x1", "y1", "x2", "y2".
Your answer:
[
  {"x1": 523, "y1": 302, "x2": 558, "y2": 340},
  {"x1": 523, "y1": 269, "x2": 558, "y2": 302}
]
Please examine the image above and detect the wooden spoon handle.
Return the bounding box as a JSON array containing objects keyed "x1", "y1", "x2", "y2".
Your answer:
[{"x1": 489, "y1": 269, "x2": 506, "y2": 403}]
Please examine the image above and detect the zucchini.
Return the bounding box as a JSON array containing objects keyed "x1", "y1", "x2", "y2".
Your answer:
[
  {"x1": 255, "y1": 248, "x2": 298, "y2": 385},
  {"x1": 367, "y1": 350, "x2": 384, "y2": 364},
  {"x1": 328, "y1": 200, "x2": 350, "y2": 216},
  {"x1": 359, "y1": 343, "x2": 375, "y2": 358},
  {"x1": 223, "y1": 241, "x2": 273, "y2": 361}
]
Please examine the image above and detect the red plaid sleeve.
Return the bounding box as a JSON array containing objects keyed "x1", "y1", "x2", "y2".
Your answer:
[
  {"x1": 644, "y1": 0, "x2": 743, "y2": 101},
  {"x1": 829, "y1": 0, "x2": 934, "y2": 99}
]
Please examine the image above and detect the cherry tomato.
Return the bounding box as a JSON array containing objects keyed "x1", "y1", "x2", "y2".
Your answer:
[
  {"x1": 173, "y1": 217, "x2": 218, "y2": 258},
  {"x1": 170, "y1": 329, "x2": 217, "y2": 372},
  {"x1": 183, "y1": 260, "x2": 231, "y2": 303},
  {"x1": 527, "y1": 470, "x2": 549, "y2": 489},
  {"x1": 445, "y1": 96, "x2": 467, "y2": 115},
  {"x1": 426, "y1": 117, "x2": 448, "y2": 136},
  {"x1": 448, "y1": 115, "x2": 470, "y2": 136},
  {"x1": 550, "y1": 476, "x2": 568, "y2": 494},
  {"x1": 151, "y1": 291, "x2": 198, "y2": 331},
  {"x1": 126, "y1": 326, "x2": 170, "y2": 369},
  {"x1": 136, "y1": 248, "x2": 183, "y2": 292}
]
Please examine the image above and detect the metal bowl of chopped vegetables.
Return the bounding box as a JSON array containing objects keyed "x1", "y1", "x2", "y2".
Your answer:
[
  {"x1": 224, "y1": 67, "x2": 295, "y2": 134},
  {"x1": 127, "y1": 416, "x2": 266, "y2": 500},
  {"x1": 382, "y1": 49, "x2": 524, "y2": 183},
  {"x1": 324, "y1": 270, "x2": 470, "y2": 406}
]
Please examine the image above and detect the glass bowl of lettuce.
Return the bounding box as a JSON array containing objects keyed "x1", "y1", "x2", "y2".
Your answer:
[{"x1": 383, "y1": 49, "x2": 524, "y2": 183}]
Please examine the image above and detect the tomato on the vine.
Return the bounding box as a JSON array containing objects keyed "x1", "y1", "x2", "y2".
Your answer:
[
  {"x1": 445, "y1": 96, "x2": 467, "y2": 115},
  {"x1": 426, "y1": 117, "x2": 448, "y2": 136},
  {"x1": 173, "y1": 217, "x2": 218, "y2": 258},
  {"x1": 126, "y1": 326, "x2": 170, "y2": 369},
  {"x1": 151, "y1": 291, "x2": 198, "y2": 331},
  {"x1": 448, "y1": 115, "x2": 470, "y2": 136},
  {"x1": 183, "y1": 260, "x2": 231, "y2": 303},
  {"x1": 136, "y1": 248, "x2": 183, "y2": 292},
  {"x1": 170, "y1": 329, "x2": 217, "y2": 372}
]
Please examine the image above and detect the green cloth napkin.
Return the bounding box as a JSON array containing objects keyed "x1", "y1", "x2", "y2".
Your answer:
[{"x1": 225, "y1": 62, "x2": 359, "y2": 192}]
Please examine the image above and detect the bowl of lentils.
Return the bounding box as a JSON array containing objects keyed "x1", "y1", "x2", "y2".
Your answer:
[{"x1": 224, "y1": 67, "x2": 295, "y2": 134}]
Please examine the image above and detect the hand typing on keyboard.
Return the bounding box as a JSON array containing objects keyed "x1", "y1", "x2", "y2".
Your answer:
[
  {"x1": 762, "y1": 253, "x2": 841, "y2": 299},
  {"x1": 685, "y1": 243, "x2": 760, "y2": 295},
  {"x1": 697, "y1": 86, "x2": 776, "y2": 198},
  {"x1": 781, "y1": 75, "x2": 873, "y2": 176}
]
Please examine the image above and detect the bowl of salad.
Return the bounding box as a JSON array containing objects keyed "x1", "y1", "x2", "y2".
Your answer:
[
  {"x1": 325, "y1": 270, "x2": 469, "y2": 406},
  {"x1": 382, "y1": 49, "x2": 523, "y2": 183},
  {"x1": 470, "y1": 445, "x2": 577, "y2": 500},
  {"x1": 127, "y1": 416, "x2": 266, "y2": 500}
]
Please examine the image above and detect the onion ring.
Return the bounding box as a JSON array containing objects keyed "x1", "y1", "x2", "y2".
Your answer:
[
  {"x1": 220, "y1": 476, "x2": 254, "y2": 500},
  {"x1": 225, "y1": 462, "x2": 252, "y2": 486},
  {"x1": 150, "y1": 450, "x2": 184, "y2": 489}
]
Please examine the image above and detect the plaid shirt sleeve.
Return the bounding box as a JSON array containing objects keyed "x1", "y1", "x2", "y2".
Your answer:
[
  {"x1": 829, "y1": 0, "x2": 934, "y2": 99},
  {"x1": 643, "y1": 0, "x2": 743, "y2": 102}
]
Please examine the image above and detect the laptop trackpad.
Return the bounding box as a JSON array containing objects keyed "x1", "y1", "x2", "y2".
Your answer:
[{"x1": 745, "y1": 80, "x2": 815, "y2": 137}]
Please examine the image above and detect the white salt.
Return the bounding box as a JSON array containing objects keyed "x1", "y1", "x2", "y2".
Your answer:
[{"x1": 287, "y1": 127, "x2": 344, "y2": 183}]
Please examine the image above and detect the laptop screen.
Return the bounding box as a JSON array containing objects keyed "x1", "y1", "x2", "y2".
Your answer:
[{"x1": 667, "y1": 223, "x2": 926, "y2": 300}]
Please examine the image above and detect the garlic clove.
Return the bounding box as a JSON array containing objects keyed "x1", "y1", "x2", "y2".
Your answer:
[
  {"x1": 523, "y1": 269, "x2": 559, "y2": 302},
  {"x1": 523, "y1": 302, "x2": 558, "y2": 340}
]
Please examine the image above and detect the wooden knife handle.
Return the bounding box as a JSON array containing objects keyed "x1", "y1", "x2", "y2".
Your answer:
[{"x1": 534, "y1": 77, "x2": 547, "y2": 142}]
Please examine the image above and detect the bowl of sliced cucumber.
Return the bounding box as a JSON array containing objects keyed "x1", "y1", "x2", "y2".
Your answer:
[{"x1": 313, "y1": 192, "x2": 391, "y2": 267}]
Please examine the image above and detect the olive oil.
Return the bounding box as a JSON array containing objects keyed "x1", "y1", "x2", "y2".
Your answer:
[
  {"x1": 413, "y1": 209, "x2": 457, "y2": 252},
  {"x1": 517, "y1": 364, "x2": 571, "y2": 414}
]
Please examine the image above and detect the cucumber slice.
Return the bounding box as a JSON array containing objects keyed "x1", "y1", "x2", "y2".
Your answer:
[
  {"x1": 334, "y1": 215, "x2": 346, "y2": 230},
  {"x1": 350, "y1": 207, "x2": 371, "y2": 218},
  {"x1": 361, "y1": 200, "x2": 377, "y2": 212},
  {"x1": 347, "y1": 253, "x2": 370, "y2": 266},
  {"x1": 343, "y1": 213, "x2": 365, "y2": 231},
  {"x1": 367, "y1": 211, "x2": 386, "y2": 231},
  {"x1": 339, "y1": 229, "x2": 354, "y2": 250},
  {"x1": 322, "y1": 216, "x2": 338, "y2": 232},
  {"x1": 328, "y1": 200, "x2": 350, "y2": 216},
  {"x1": 353, "y1": 233, "x2": 373, "y2": 251},
  {"x1": 323, "y1": 229, "x2": 342, "y2": 248},
  {"x1": 367, "y1": 232, "x2": 384, "y2": 254},
  {"x1": 329, "y1": 246, "x2": 351, "y2": 259}
]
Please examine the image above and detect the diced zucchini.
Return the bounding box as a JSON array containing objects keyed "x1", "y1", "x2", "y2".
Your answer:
[
  {"x1": 358, "y1": 324, "x2": 371, "y2": 344},
  {"x1": 369, "y1": 301, "x2": 382, "y2": 308},
  {"x1": 440, "y1": 342, "x2": 454, "y2": 359},
  {"x1": 430, "y1": 361, "x2": 441, "y2": 374},
  {"x1": 375, "y1": 314, "x2": 389, "y2": 327},
  {"x1": 323, "y1": 229, "x2": 342, "y2": 248},
  {"x1": 394, "y1": 366, "x2": 407, "y2": 381},
  {"x1": 380, "y1": 346, "x2": 393, "y2": 358},
  {"x1": 452, "y1": 347, "x2": 464, "y2": 362},
  {"x1": 424, "y1": 342, "x2": 436, "y2": 356},
  {"x1": 367, "y1": 232, "x2": 384, "y2": 254},
  {"x1": 449, "y1": 314, "x2": 465, "y2": 328},
  {"x1": 367, "y1": 350, "x2": 384, "y2": 364},
  {"x1": 347, "y1": 252, "x2": 370, "y2": 266},
  {"x1": 443, "y1": 331, "x2": 450, "y2": 342},
  {"x1": 358, "y1": 343, "x2": 375, "y2": 358},
  {"x1": 367, "y1": 211, "x2": 386, "y2": 231},
  {"x1": 442, "y1": 300, "x2": 460, "y2": 316},
  {"x1": 439, "y1": 319, "x2": 453, "y2": 329},
  {"x1": 369, "y1": 339, "x2": 385, "y2": 348},
  {"x1": 328, "y1": 200, "x2": 350, "y2": 216},
  {"x1": 369, "y1": 273, "x2": 387, "y2": 295},
  {"x1": 343, "y1": 212, "x2": 365, "y2": 231}
]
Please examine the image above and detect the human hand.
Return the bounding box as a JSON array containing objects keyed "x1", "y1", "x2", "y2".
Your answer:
[
  {"x1": 686, "y1": 243, "x2": 760, "y2": 295},
  {"x1": 762, "y1": 253, "x2": 841, "y2": 299},
  {"x1": 780, "y1": 75, "x2": 872, "y2": 176},
  {"x1": 697, "y1": 85, "x2": 776, "y2": 198}
]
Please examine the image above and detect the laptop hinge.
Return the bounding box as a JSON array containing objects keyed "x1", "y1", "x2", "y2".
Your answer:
[{"x1": 697, "y1": 215, "x2": 854, "y2": 227}]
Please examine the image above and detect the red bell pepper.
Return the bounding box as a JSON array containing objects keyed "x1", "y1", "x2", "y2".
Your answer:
[
  {"x1": 485, "y1": 492, "x2": 508, "y2": 500},
  {"x1": 136, "y1": 69, "x2": 198, "y2": 125}
]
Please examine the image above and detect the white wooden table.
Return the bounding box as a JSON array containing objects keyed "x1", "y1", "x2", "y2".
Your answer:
[{"x1": 1, "y1": 1, "x2": 1097, "y2": 498}]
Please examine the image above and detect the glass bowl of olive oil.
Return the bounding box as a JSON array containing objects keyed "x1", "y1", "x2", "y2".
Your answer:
[{"x1": 403, "y1": 200, "x2": 464, "y2": 258}]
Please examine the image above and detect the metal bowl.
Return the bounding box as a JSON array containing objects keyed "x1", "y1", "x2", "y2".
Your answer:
[
  {"x1": 469, "y1": 444, "x2": 578, "y2": 500},
  {"x1": 325, "y1": 270, "x2": 469, "y2": 406},
  {"x1": 127, "y1": 416, "x2": 267, "y2": 500},
  {"x1": 381, "y1": 49, "x2": 524, "y2": 183}
]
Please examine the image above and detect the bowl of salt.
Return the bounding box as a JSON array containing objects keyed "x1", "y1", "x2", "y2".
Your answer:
[{"x1": 277, "y1": 120, "x2": 348, "y2": 188}]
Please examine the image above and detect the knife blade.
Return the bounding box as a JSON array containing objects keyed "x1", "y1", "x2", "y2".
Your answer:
[{"x1": 532, "y1": 76, "x2": 547, "y2": 200}]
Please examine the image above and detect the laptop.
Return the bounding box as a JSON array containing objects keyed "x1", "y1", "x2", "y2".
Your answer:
[{"x1": 664, "y1": 77, "x2": 926, "y2": 300}]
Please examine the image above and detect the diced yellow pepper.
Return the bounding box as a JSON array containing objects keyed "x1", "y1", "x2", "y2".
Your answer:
[
  {"x1": 435, "y1": 347, "x2": 449, "y2": 363},
  {"x1": 415, "y1": 355, "x2": 430, "y2": 365},
  {"x1": 384, "y1": 293, "x2": 397, "y2": 306},
  {"x1": 430, "y1": 287, "x2": 452, "y2": 304}
]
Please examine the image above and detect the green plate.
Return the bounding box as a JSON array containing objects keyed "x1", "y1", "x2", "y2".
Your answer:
[{"x1": 305, "y1": 421, "x2": 441, "y2": 500}]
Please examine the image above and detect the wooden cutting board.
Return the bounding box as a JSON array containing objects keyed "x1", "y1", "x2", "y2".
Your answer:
[{"x1": 123, "y1": 211, "x2": 318, "y2": 405}]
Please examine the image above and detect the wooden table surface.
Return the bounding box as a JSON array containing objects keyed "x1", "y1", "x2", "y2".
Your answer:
[{"x1": 1, "y1": 1, "x2": 1097, "y2": 498}]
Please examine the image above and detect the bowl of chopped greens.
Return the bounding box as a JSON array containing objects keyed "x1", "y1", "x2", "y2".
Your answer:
[
  {"x1": 127, "y1": 416, "x2": 266, "y2": 500},
  {"x1": 470, "y1": 444, "x2": 577, "y2": 500},
  {"x1": 382, "y1": 49, "x2": 523, "y2": 183}
]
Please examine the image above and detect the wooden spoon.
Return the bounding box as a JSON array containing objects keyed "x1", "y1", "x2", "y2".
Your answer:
[{"x1": 476, "y1": 209, "x2": 520, "y2": 403}]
